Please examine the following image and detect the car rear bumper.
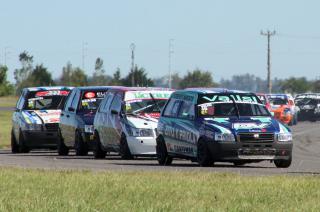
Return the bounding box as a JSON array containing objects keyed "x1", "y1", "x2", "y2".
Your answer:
[
  {"x1": 207, "y1": 141, "x2": 293, "y2": 161},
  {"x1": 126, "y1": 136, "x2": 156, "y2": 155},
  {"x1": 22, "y1": 130, "x2": 59, "y2": 148}
]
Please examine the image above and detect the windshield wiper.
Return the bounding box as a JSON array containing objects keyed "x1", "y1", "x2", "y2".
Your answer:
[
  {"x1": 230, "y1": 95, "x2": 240, "y2": 119},
  {"x1": 149, "y1": 93, "x2": 161, "y2": 112}
]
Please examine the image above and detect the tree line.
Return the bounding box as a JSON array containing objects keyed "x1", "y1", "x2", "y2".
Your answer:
[{"x1": 0, "y1": 51, "x2": 319, "y2": 96}]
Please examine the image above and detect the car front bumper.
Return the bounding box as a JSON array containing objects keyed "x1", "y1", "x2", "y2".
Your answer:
[
  {"x1": 22, "y1": 130, "x2": 59, "y2": 148},
  {"x1": 126, "y1": 136, "x2": 156, "y2": 156},
  {"x1": 207, "y1": 141, "x2": 293, "y2": 162}
]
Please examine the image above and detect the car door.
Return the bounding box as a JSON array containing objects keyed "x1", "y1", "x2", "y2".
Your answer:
[
  {"x1": 67, "y1": 90, "x2": 81, "y2": 146},
  {"x1": 60, "y1": 89, "x2": 76, "y2": 144},
  {"x1": 13, "y1": 90, "x2": 26, "y2": 138},
  {"x1": 105, "y1": 92, "x2": 123, "y2": 150}
]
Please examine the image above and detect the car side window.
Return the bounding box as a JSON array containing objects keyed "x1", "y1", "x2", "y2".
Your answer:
[
  {"x1": 102, "y1": 93, "x2": 114, "y2": 112},
  {"x1": 16, "y1": 92, "x2": 25, "y2": 110},
  {"x1": 71, "y1": 90, "x2": 81, "y2": 111},
  {"x1": 163, "y1": 99, "x2": 181, "y2": 117},
  {"x1": 99, "y1": 93, "x2": 113, "y2": 113},
  {"x1": 110, "y1": 93, "x2": 122, "y2": 112},
  {"x1": 63, "y1": 90, "x2": 76, "y2": 111},
  {"x1": 177, "y1": 100, "x2": 195, "y2": 120}
]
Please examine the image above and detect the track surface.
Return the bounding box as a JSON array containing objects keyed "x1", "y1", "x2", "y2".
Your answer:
[{"x1": 0, "y1": 122, "x2": 319, "y2": 175}]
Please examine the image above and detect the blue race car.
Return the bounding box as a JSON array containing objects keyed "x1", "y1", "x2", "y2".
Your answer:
[
  {"x1": 58, "y1": 86, "x2": 115, "y2": 156},
  {"x1": 156, "y1": 88, "x2": 293, "y2": 168}
]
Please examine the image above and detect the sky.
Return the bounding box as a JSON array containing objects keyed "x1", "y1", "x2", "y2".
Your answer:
[{"x1": 1, "y1": 0, "x2": 320, "y2": 83}]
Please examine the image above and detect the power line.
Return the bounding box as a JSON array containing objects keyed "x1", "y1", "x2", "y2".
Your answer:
[
  {"x1": 168, "y1": 39, "x2": 174, "y2": 88},
  {"x1": 261, "y1": 30, "x2": 276, "y2": 94}
]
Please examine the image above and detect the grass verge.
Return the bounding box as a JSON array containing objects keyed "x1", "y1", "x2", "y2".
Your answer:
[
  {"x1": 0, "y1": 111, "x2": 12, "y2": 148},
  {"x1": 0, "y1": 96, "x2": 17, "y2": 108},
  {"x1": 0, "y1": 168, "x2": 319, "y2": 211}
]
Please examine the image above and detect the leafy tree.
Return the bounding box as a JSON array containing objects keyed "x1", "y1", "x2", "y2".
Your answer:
[
  {"x1": 14, "y1": 51, "x2": 34, "y2": 94},
  {"x1": 122, "y1": 66, "x2": 154, "y2": 87},
  {"x1": 0, "y1": 65, "x2": 14, "y2": 96},
  {"x1": 179, "y1": 69, "x2": 217, "y2": 89},
  {"x1": 27, "y1": 64, "x2": 54, "y2": 86},
  {"x1": 90, "y1": 57, "x2": 111, "y2": 85},
  {"x1": 110, "y1": 68, "x2": 122, "y2": 85},
  {"x1": 312, "y1": 80, "x2": 320, "y2": 92},
  {"x1": 153, "y1": 73, "x2": 182, "y2": 89},
  {"x1": 59, "y1": 62, "x2": 88, "y2": 86},
  {"x1": 281, "y1": 77, "x2": 312, "y2": 94}
]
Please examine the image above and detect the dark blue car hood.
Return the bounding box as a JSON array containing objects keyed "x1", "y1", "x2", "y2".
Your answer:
[{"x1": 201, "y1": 116, "x2": 290, "y2": 134}]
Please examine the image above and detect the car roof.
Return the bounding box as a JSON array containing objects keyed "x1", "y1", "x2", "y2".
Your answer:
[
  {"x1": 75, "y1": 86, "x2": 122, "y2": 91},
  {"x1": 107, "y1": 86, "x2": 174, "y2": 92},
  {"x1": 182, "y1": 87, "x2": 250, "y2": 94},
  {"x1": 25, "y1": 86, "x2": 74, "y2": 91}
]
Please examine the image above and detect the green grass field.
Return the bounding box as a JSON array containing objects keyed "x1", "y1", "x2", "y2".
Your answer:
[
  {"x1": 0, "y1": 168, "x2": 318, "y2": 211},
  {"x1": 0, "y1": 96, "x2": 16, "y2": 148}
]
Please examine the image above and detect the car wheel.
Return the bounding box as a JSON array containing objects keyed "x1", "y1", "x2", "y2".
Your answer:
[
  {"x1": 274, "y1": 155, "x2": 292, "y2": 168},
  {"x1": 11, "y1": 129, "x2": 20, "y2": 153},
  {"x1": 93, "y1": 132, "x2": 106, "y2": 159},
  {"x1": 18, "y1": 131, "x2": 29, "y2": 153},
  {"x1": 156, "y1": 136, "x2": 173, "y2": 166},
  {"x1": 57, "y1": 130, "x2": 69, "y2": 156},
  {"x1": 197, "y1": 139, "x2": 213, "y2": 167},
  {"x1": 75, "y1": 131, "x2": 88, "y2": 156},
  {"x1": 120, "y1": 135, "x2": 133, "y2": 160},
  {"x1": 233, "y1": 161, "x2": 246, "y2": 166}
]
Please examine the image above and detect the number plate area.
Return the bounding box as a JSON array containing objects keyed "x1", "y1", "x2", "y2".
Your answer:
[{"x1": 238, "y1": 148, "x2": 276, "y2": 160}]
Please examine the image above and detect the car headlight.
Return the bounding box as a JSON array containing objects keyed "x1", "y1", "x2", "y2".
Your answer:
[
  {"x1": 25, "y1": 123, "x2": 42, "y2": 131},
  {"x1": 84, "y1": 125, "x2": 94, "y2": 133},
  {"x1": 278, "y1": 133, "x2": 292, "y2": 142},
  {"x1": 214, "y1": 132, "x2": 235, "y2": 142},
  {"x1": 126, "y1": 126, "x2": 154, "y2": 137}
]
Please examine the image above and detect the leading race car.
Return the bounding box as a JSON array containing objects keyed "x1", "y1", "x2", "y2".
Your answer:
[
  {"x1": 156, "y1": 88, "x2": 293, "y2": 168},
  {"x1": 295, "y1": 93, "x2": 320, "y2": 121},
  {"x1": 93, "y1": 87, "x2": 174, "y2": 159},
  {"x1": 11, "y1": 86, "x2": 73, "y2": 153}
]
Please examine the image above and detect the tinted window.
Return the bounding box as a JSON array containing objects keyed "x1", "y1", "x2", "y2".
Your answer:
[
  {"x1": 79, "y1": 90, "x2": 108, "y2": 111},
  {"x1": 110, "y1": 93, "x2": 122, "y2": 112},
  {"x1": 63, "y1": 89, "x2": 76, "y2": 110},
  {"x1": 178, "y1": 100, "x2": 195, "y2": 120},
  {"x1": 163, "y1": 99, "x2": 181, "y2": 117},
  {"x1": 100, "y1": 93, "x2": 114, "y2": 113},
  {"x1": 71, "y1": 90, "x2": 81, "y2": 110},
  {"x1": 24, "y1": 90, "x2": 70, "y2": 110}
]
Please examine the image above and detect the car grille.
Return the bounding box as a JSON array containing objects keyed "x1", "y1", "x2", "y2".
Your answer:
[
  {"x1": 238, "y1": 133, "x2": 274, "y2": 143},
  {"x1": 45, "y1": 123, "x2": 59, "y2": 131}
]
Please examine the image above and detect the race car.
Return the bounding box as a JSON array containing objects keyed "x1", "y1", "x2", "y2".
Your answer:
[
  {"x1": 156, "y1": 88, "x2": 293, "y2": 168},
  {"x1": 266, "y1": 94, "x2": 298, "y2": 126},
  {"x1": 295, "y1": 93, "x2": 320, "y2": 121},
  {"x1": 93, "y1": 87, "x2": 174, "y2": 159},
  {"x1": 58, "y1": 86, "x2": 117, "y2": 156},
  {"x1": 11, "y1": 86, "x2": 73, "y2": 153}
]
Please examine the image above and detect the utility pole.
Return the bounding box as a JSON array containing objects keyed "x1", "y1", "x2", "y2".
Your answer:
[
  {"x1": 82, "y1": 42, "x2": 88, "y2": 71},
  {"x1": 261, "y1": 30, "x2": 276, "y2": 94},
  {"x1": 168, "y1": 39, "x2": 174, "y2": 88},
  {"x1": 130, "y1": 43, "x2": 135, "y2": 86}
]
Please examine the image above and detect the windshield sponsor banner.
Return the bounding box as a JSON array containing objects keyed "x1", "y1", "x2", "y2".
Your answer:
[
  {"x1": 33, "y1": 110, "x2": 61, "y2": 123},
  {"x1": 124, "y1": 91, "x2": 173, "y2": 101},
  {"x1": 35, "y1": 90, "x2": 70, "y2": 97},
  {"x1": 201, "y1": 94, "x2": 260, "y2": 104}
]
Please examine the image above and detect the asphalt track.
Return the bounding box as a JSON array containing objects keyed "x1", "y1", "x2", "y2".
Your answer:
[{"x1": 0, "y1": 121, "x2": 319, "y2": 175}]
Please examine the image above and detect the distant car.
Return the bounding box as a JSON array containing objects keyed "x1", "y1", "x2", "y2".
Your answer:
[
  {"x1": 58, "y1": 86, "x2": 115, "y2": 156},
  {"x1": 156, "y1": 88, "x2": 293, "y2": 168},
  {"x1": 11, "y1": 86, "x2": 73, "y2": 153},
  {"x1": 295, "y1": 93, "x2": 320, "y2": 121},
  {"x1": 93, "y1": 87, "x2": 174, "y2": 159},
  {"x1": 256, "y1": 93, "x2": 271, "y2": 111},
  {"x1": 267, "y1": 94, "x2": 298, "y2": 126}
]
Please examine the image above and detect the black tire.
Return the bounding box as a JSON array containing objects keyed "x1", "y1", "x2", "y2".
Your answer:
[
  {"x1": 18, "y1": 131, "x2": 29, "y2": 153},
  {"x1": 120, "y1": 135, "x2": 133, "y2": 160},
  {"x1": 11, "y1": 129, "x2": 19, "y2": 153},
  {"x1": 57, "y1": 130, "x2": 69, "y2": 156},
  {"x1": 274, "y1": 155, "x2": 292, "y2": 168},
  {"x1": 156, "y1": 136, "x2": 172, "y2": 165},
  {"x1": 233, "y1": 161, "x2": 246, "y2": 166},
  {"x1": 93, "y1": 132, "x2": 106, "y2": 159},
  {"x1": 75, "y1": 131, "x2": 88, "y2": 156},
  {"x1": 197, "y1": 139, "x2": 213, "y2": 167}
]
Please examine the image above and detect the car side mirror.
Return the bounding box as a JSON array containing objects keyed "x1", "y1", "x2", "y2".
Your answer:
[
  {"x1": 68, "y1": 107, "x2": 75, "y2": 112},
  {"x1": 111, "y1": 109, "x2": 119, "y2": 115}
]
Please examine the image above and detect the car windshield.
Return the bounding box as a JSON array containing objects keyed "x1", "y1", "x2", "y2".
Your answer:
[
  {"x1": 198, "y1": 93, "x2": 270, "y2": 117},
  {"x1": 125, "y1": 99, "x2": 167, "y2": 114},
  {"x1": 269, "y1": 97, "x2": 288, "y2": 105},
  {"x1": 79, "y1": 90, "x2": 108, "y2": 111},
  {"x1": 25, "y1": 90, "x2": 70, "y2": 110},
  {"x1": 297, "y1": 98, "x2": 318, "y2": 106}
]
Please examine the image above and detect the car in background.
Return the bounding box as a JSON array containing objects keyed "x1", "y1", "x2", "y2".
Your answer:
[
  {"x1": 11, "y1": 86, "x2": 73, "y2": 153},
  {"x1": 58, "y1": 86, "x2": 116, "y2": 156},
  {"x1": 156, "y1": 88, "x2": 293, "y2": 168},
  {"x1": 295, "y1": 93, "x2": 320, "y2": 121},
  {"x1": 93, "y1": 87, "x2": 174, "y2": 159},
  {"x1": 267, "y1": 94, "x2": 298, "y2": 126},
  {"x1": 256, "y1": 93, "x2": 271, "y2": 111}
]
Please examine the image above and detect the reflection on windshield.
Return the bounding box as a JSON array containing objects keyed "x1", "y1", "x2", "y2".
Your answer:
[{"x1": 125, "y1": 99, "x2": 167, "y2": 114}]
